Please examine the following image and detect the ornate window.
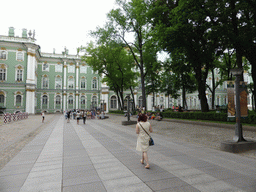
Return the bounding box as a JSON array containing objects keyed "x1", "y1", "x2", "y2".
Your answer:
[
  {"x1": 0, "y1": 64, "x2": 7, "y2": 81},
  {"x1": 92, "y1": 78, "x2": 97, "y2": 89},
  {"x1": 42, "y1": 75, "x2": 49, "y2": 89},
  {"x1": 0, "y1": 51, "x2": 7, "y2": 60},
  {"x1": 80, "y1": 65, "x2": 87, "y2": 73},
  {"x1": 55, "y1": 64, "x2": 62, "y2": 72},
  {"x1": 81, "y1": 77, "x2": 86, "y2": 89},
  {"x1": 68, "y1": 64, "x2": 75, "y2": 73},
  {"x1": 68, "y1": 76, "x2": 74, "y2": 89},
  {"x1": 68, "y1": 95, "x2": 73, "y2": 104},
  {"x1": 15, "y1": 65, "x2": 24, "y2": 82},
  {"x1": 81, "y1": 96, "x2": 86, "y2": 104},
  {"x1": 42, "y1": 62, "x2": 49, "y2": 71},
  {"x1": 17, "y1": 52, "x2": 24, "y2": 61},
  {"x1": 42, "y1": 95, "x2": 48, "y2": 105},
  {"x1": 16, "y1": 95, "x2": 22, "y2": 106},
  {"x1": 0, "y1": 92, "x2": 5, "y2": 105},
  {"x1": 92, "y1": 96, "x2": 97, "y2": 107},
  {"x1": 110, "y1": 96, "x2": 117, "y2": 109},
  {"x1": 56, "y1": 95, "x2": 61, "y2": 104},
  {"x1": 55, "y1": 76, "x2": 62, "y2": 89}
]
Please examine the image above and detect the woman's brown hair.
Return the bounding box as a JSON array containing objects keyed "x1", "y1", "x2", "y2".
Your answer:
[{"x1": 138, "y1": 113, "x2": 147, "y2": 122}]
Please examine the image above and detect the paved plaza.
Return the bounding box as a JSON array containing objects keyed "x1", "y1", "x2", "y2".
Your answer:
[{"x1": 0, "y1": 114, "x2": 256, "y2": 191}]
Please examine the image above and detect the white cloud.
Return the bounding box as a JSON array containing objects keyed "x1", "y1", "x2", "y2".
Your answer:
[{"x1": 1, "y1": 0, "x2": 117, "y2": 54}]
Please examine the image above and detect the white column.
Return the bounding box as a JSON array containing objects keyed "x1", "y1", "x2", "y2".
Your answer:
[
  {"x1": 63, "y1": 61, "x2": 67, "y2": 89},
  {"x1": 76, "y1": 62, "x2": 79, "y2": 90},
  {"x1": 101, "y1": 93, "x2": 109, "y2": 113},
  {"x1": 134, "y1": 92, "x2": 138, "y2": 108},
  {"x1": 147, "y1": 95, "x2": 151, "y2": 111},
  {"x1": 165, "y1": 95, "x2": 168, "y2": 108},
  {"x1": 75, "y1": 62, "x2": 79, "y2": 109},
  {"x1": 25, "y1": 45, "x2": 37, "y2": 114},
  {"x1": 63, "y1": 62, "x2": 67, "y2": 112}
]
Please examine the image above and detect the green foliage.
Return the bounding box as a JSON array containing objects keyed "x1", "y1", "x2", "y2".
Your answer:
[
  {"x1": 162, "y1": 110, "x2": 256, "y2": 124},
  {"x1": 109, "y1": 110, "x2": 125, "y2": 114},
  {"x1": 81, "y1": 40, "x2": 137, "y2": 110}
]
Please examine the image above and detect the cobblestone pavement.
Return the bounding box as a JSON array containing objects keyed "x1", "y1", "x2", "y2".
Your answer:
[
  {"x1": 0, "y1": 113, "x2": 256, "y2": 171},
  {"x1": 0, "y1": 114, "x2": 57, "y2": 170},
  {"x1": 109, "y1": 114, "x2": 256, "y2": 159},
  {"x1": 0, "y1": 114, "x2": 256, "y2": 192}
]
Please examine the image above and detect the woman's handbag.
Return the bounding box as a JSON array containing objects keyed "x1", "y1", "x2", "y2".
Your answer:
[{"x1": 139, "y1": 123, "x2": 154, "y2": 146}]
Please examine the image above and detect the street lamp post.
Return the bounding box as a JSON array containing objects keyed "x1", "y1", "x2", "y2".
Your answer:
[
  {"x1": 127, "y1": 95, "x2": 130, "y2": 121},
  {"x1": 230, "y1": 68, "x2": 246, "y2": 142}
]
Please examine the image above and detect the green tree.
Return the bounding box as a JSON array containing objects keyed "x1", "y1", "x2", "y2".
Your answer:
[
  {"x1": 149, "y1": 0, "x2": 221, "y2": 112},
  {"x1": 104, "y1": 0, "x2": 154, "y2": 110},
  {"x1": 81, "y1": 41, "x2": 137, "y2": 110}
]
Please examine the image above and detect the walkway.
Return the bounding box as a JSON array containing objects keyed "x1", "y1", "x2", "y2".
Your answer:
[{"x1": 0, "y1": 115, "x2": 256, "y2": 191}]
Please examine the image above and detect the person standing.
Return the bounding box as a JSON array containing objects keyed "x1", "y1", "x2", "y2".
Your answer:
[
  {"x1": 136, "y1": 113, "x2": 153, "y2": 169},
  {"x1": 41, "y1": 112, "x2": 45, "y2": 123},
  {"x1": 76, "y1": 111, "x2": 80, "y2": 124},
  {"x1": 82, "y1": 111, "x2": 87, "y2": 124}
]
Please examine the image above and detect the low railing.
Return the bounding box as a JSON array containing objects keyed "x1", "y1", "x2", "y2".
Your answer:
[{"x1": 2, "y1": 112, "x2": 29, "y2": 124}]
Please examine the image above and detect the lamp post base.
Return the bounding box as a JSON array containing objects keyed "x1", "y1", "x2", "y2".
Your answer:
[
  {"x1": 221, "y1": 140, "x2": 256, "y2": 153},
  {"x1": 233, "y1": 123, "x2": 246, "y2": 142}
]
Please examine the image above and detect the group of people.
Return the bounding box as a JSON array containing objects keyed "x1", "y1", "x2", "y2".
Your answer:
[
  {"x1": 145, "y1": 112, "x2": 163, "y2": 121},
  {"x1": 65, "y1": 109, "x2": 106, "y2": 124},
  {"x1": 66, "y1": 110, "x2": 87, "y2": 124}
]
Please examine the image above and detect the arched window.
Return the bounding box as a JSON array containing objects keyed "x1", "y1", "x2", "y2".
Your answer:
[
  {"x1": 111, "y1": 96, "x2": 117, "y2": 109},
  {"x1": 81, "y1": 96, "x2": 85, "y2": 104},
  {"x1": 92, "y1": 78, "x2": 97, "y2": 89},
  {"x1": 42, "y1": 95, "x2": 48, "y2": 105},
  {"x1": 42, "y1": 76, "x2": 49, "y2": 88},
  {"x1": 16, "y1": 69, "x2": 23, "y2": 81},
  {"x1": 55, "y1": 77, "x2": 62, "y2": 89},
  {"x1": 56, "y1": 95, "x2": 61, "y2": 104},
  {"x1": 92, "y1": 96, "x2": 97, "y2": 107},
  {"x1": 0, "y1": 51, "x2": 7, "y2": 60},
  {"x1": 16, "y1": 95, "x2": 21, "y2": 104},
  {"x1": 68, "y1": 96, "x2": 73, "y2": 104},
  {"x1": 0, "y1": 64, "x2": 7, "y2": 81},
  {"x1": 68, "y1": 77, "x2": 74, "y2": 89},
  {"x1": 138, "y1": 96, "x2": 143, "y2": 108},
  {"x1": 81, "y1": 78, "x2": 86, "y2": 89},
  {"x1": 0, "y1": 94, "x2": 4, "y2": 104}
]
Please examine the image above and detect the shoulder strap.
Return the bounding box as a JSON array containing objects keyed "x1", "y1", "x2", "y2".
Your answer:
[{"x1": 139, "y1": 123, "x2": 151, "y2": 138}]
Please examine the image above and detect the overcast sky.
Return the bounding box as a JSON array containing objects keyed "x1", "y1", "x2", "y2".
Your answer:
[{"x1": 1, "y1": 0, "x2": 117, "y2": 55}]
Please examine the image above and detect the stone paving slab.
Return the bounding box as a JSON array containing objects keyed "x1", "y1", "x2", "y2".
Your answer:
[{"x1": 0, "y1": 115, "x2": 256, "y2": 191}]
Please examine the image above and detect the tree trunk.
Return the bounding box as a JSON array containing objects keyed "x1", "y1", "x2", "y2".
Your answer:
[
  {"x1": 195, "y1": 68, "x2": 209, "y2": 112},
  {"x1": 182, "y1": 85, "x2": 186, "y2": 109},
  {"x1": 130, "y1": 86, "x2": 136, "y2": 112},
  {"x1": 140, "y1": 68, "x2": 147, "y2": 111},
  {"x1": 245, "y1": 46, "x2": 256, "y2": 111},
  {"x1": 211, "y1": 69, "x2": 215, "y2": 109}
]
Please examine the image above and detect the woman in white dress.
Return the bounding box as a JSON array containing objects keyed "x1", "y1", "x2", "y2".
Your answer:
[{"x1": 136, "y1": 113, "x2": 153, "y2": 169}]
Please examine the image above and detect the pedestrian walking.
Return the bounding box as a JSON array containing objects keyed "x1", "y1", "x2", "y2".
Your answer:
[
  {"x1": 41, "y1": 112, "x2": 45, "y2": 123},
  {"x1": 136, "y1": 113, "x2": 153, "y2": 169},
  {"x1": 67, "y1": 111, "x2": 71, "y2": 123}
]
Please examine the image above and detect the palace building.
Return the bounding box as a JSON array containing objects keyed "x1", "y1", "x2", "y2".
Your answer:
[{"x1": 0, "y1": 27, "x2": 253, "y2": 114}]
